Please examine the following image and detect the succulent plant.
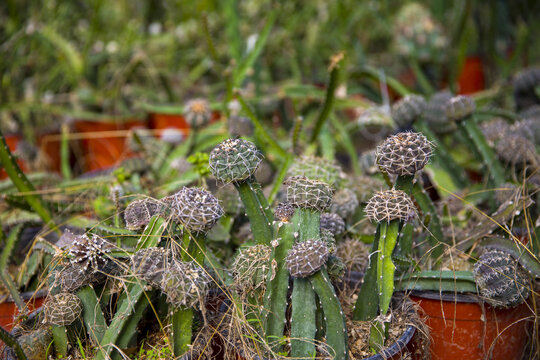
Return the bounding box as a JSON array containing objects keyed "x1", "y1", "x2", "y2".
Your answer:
[
  {"x1": 228, "y1": 115, "x2": 254, "y2": 137},
  {"x1": 274, "y1": 201, "x2": 296, "y2": 223},
  {"x1": 445, "y1": 95, "x2": 476, "y2": 122},
  {"x1": 285, "y1": 175, "x2": 334, "y2": 212},
  {"x1": 68, "y1": 234, "x2": 113, "y2": 271},
  {"x1": 350, "y1": 175, "x2": 385, "y2": 203},
  {"x1": 359, "y1": 149, "x2": 379, "y2": 175},
  {"x1": 209, "y1": 138, "x2": 263, "y2": 183},
  {"x1": 337, "y1": 238, "x2": 370, "y2": 273},
  {"x1": 54, "y1": 262, "x2": 95, "y2": 293},
  {"x1": 286, "y1": 239, "x2": 330, "y2": 278},
  {"x1": 391, "y1": 94, "x2": 427, "y2": 128},
  {"x1": 365, "y1": 189, "x2": 416, "y2": 223},
  {"x1": 124, "y1": 198, "x2": 162, "y2": 230},
  {"x1": 184, "y1": 98, "x2": 212, "y2": 128},
  {"x1": 495, "y1": 133, "x2": 537, "y2": 166},
  {"x1": 320, "y1": 228, "x2": 337, "y2": 254},
  {"x1": 480, "y1": 118, "x2": 510, "y2": 146},
  {"x1": 330, "y1": 188, "x2": 359, "y2": 219},
  {"x1": 473, "y1": 249, "x2": 531, "y2": 308},
  {"x1": 376, "y1": 131, "x2": 433, "y2": 176},
  {"x1": 326, "y1": 254, "x2": 346, "y2": 282},
  {"x1": 131, "y1": 247, "x2": 172, "y2": 287},
  {"x1": 513, "y1": 67, "x2": 540, "y2": 110},
  {"x1": 320, "y1": 212, "x2": 346, "y2": 236},
  {"x1": 287, "y1": 155, "x2": 343, "y2": 186},
  {"x1": 422, "y1": 90, "x2": 455, "y2": 134},
  {"x1": 43, "y1": 292, "x2": 82, "y2": 326},
  {"x1": 232, "y1": 244, "x2": 272, "y2": 294},
  {"x1": 160, "y1": 260, "x2": 211, "y2": 309},
  {"x1": 166, "y1": 187, "x2": 224, "y2": 234}
]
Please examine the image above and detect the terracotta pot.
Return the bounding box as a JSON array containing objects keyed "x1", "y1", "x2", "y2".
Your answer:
[
  {"x1": 458, "y1": 56, "x2": 485, "y2": 95},
  {"x1": 410, "y1": 291, "x2": 532, "y2": 360},
  {"x1": 148, "y1": 111, "x2": 221, "y2": 139},
  {"x1": 73, "y1": 119, "x2": 145, "y2": 172},
  {"x1": 37, "y1": 130, "x2": 62, "y2": 173},
  {"x1": 0, "y1": 289, "x2": 48, "y2": 331},
  {"x1": 0, "y1": 134, "x2": 27, "y2": 180}
]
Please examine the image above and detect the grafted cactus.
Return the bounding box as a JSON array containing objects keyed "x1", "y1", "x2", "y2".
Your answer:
[
  {"x1": 320, "y1": 213, "x2": 346, "y2": 236},
  {"x1": 391, "y1": 94, "x2": 427, "y2": 128},
  {"x1": 43, "y1": 292, "x2": 83, "y2": 326},
  {"x1": 330, "y1": 188, "x2": 359, "y2": 219},
  {"x1": 337, "y1": 238, "x2": 370, "y2": 273},
  {"x1": 285, "y1": 175, "x2": 334, "y2": 211},
  {"x1": 365, "y1": 189, "x2": 416, "y2": 223},
  {"x1": 160, "y1": 260, "x2": 210, "y2": 309},
  {"x1": 54, "y1": 262, "x2": 95, "y2": 293},
  {"x1": 473, "y1": 249, "x2": 531, "y2": 308},
  {"x1": 131, "y1": 247, "x2": 172, "y2": 287},
  {"x1": 68, "y1": 234, "x2": 113, "y2": 271},
  {"x1": 376, "y1": 131, "x2": 433, "y2": 176},
  {"x1": 274, "y1": 201, "x2": 296, "y2": 223},
  {"x1": 209, "y1": 138, "x2": 263, "y2": 183},
  {"x1": 422, "y1": 91, "x2": 455, "y2": 134},
  {"x1": 286, "y1": 239, "x2": 330, "y2": 278},
  {"x1": 495, "y1": 133, "x2": 538, "y2": 167},
  {"x1": 124, "y1": 198, "x2": 162, "y2": 230},
  {"x1": 232, "y1": 244, "x2": 272, "y2": 294},
  {"x1": 287, "y1": 155, "x2": 343, "y2": 186}
]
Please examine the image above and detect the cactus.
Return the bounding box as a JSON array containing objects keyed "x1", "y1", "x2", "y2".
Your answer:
[
  {"x1": 0, "y1": 324, "x2": 27, "y2": 360},
  {"x1": 68, "y1": 233, "x2": 113, "y2": 271},
  {"x1": 43, "y1": 292, "x2": 83, "y2": 357},
  {"x1": 184, "y1": 98, "x2": 212, "y2": 129},
  {"x1": 285, "y1": 175, "x2": 334, "y2": 212},
  {"x1": 286, "y1": 239, "x2": 329, "y2": 278},
  {"x1": 391, "y1": 94, "x2": 427, "y2": 128},
  {"x1": 473, "y1": 249, "x2": 531, "y2": 308},
  {"x1": 320, "y1": 213, "x2": 346, "y2": 236},
  {"x1": 130, "y1": 247, "x2": 172, "y2": 287},
  {"x1": 364, "y1": 189, "x2": 416, "y2": 223},
  {"x1": 288, "y1": 155, "x2": 343, "y2": 187},
  {"x1": 124, "y1": 198, "x2": 162, "y2": 230},
  {"x1": 376, "y1": 131, "x2": 433, "y2": 177},
  {"x1": 232, "y1": 244, "x2": 272, "y2": 295},
  {"x1": 330, "y1": 188, "x2": 359, "y2": 220}
]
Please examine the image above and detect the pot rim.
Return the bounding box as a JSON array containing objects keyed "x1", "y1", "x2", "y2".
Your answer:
[{"x1": 409, "y1": 290, "x2": 481, "y2": 304}]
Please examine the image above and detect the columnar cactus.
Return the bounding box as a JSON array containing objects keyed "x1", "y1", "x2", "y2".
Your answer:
[
  {"x1": 376, "y1": 131, "x2": 433, "y2": 176},
  {"x1": 166, "y1": 187, "x2": 224, "y2": 234},
  {"x1": 124, "y1": 198, "x2": 162, "y2": 230},
  {"x1": 473, "y1": 249, "x2": 531, "y2": 308},
  {"x1": 391, "y1": 94, "x2": 427, "y2": 128}
]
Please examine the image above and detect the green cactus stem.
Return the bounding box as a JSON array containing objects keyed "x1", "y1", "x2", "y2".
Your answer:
[
  {"x1": 353, "y1": 227, "x2": 381, "y2": 321},
  {"x1": 172, "y1": 308, "x2": 193, "y2": 356},
  {"x1": 235, "y1": 179, "x2": 273, "y2": 245},
  {"x1": 0, "y1": 129, "x2": 59, "y2": 234},
  {"x1": 51, "y1": 326, "x2": 68, "y2": 358},
  {"x1": 0, "y1": 324, "x2": 27, "y2": 360},
  {"x1": 77, "y1": 286, "x2": 107, "y2": 344},
  {"x1": 412, "y1": 182, "x2": 445, "y2": 262},
  {"x1": 0, "y1": 224, "x2": 25, "y2": 311},
  {"x1": 377, "y1": 220, "x2": 400, "y2": 316},
  {"x1": 397, "y1": 270, "x2": 477, "y2": 293},
  {"x1": 290, "y1": 277, "x2": 317, "y2": 358}
]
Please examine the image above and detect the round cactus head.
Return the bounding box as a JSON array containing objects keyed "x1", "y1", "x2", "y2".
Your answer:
[
  {"x1": 124, "y1": 198, "x2": 162, "y2": 230},
  {"x1": 43, "y1": 292, "x2": 82, "y2": 326},
  {"x1": 337, "y1": 238, "x2": 370, "y2": 273},
  {"x1": 359, "y1": 150, "x2": 379, "y2": 175},
  {"x1": 330, "y1": 188, "x2": 359, "y2": 219},
  {"x1": 320, "y1": 213, "x2": 346, "y2": 236},
  {"x1": 495, "y1": 133, "x2": 537, "y2": 166},
  {"x1": 284, "y1": 176, "x2": 334, "y2": 212},
  {"x1": 480, "y1": 118, "x2": 510, "y2": 146},
  {"x1": 166, "y1": 187, "x2": 224, "y2": 233},
  {"x1": 232, "y1": 245, "x2": 272, "y2": 294},
  {"x1": 160, "y1": 260, "x2": 211, "y2": 309},
  {"x1": 184, "y1": 98, "x2": 212, "y2": 128},
  {"x1": 391, "y1": 94, "x2": 427, "y2": 128},
  {"x1": 445, "y1": 95, "x2": 476, "y2": 122},
  {"x1": 131, "y1": 247, "x2": 172, "y2": 287},
  {"x1": 365, "y1": 189, "x2": 416, "y2": 223},
  {"x1": 209, "y1": 138, "x2": 263, "y2": 183},
  {"x1": 274, "y1": 201, "x2": 296, "y2": 223},
  {"x1": 350, "y1": 175, "x2": 385, "y2": 203},
  {"x1": 286, "y1": 239, "x2": 329, "y2": 278},
  {"x1": 376, "y1": 131, "x2": 433, "y2": 176},
  {"x1": 287, "y1": 155, "x2": 343, "y2": 187},
  {"x1": 54, "y1": 262, "x2": 94, "y2": 293},
  {"x1": 68, "y1": 234, "x2": 113, "y2": 271},
  {"x1": 473, "y1": 248, "x2": 531, "y2": 308},
  {"x1": 422, "y1": 91, "x2": 455, "y2": 134}
]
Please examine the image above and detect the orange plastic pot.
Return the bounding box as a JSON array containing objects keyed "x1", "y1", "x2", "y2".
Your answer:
[
  {"x1": 148, "y1": 111, "x2": 221, "y2": 139},
  {"x1": 458, "y1": 56, "x2": 485, "y2": 95},
  {"x1": 73, "y1": 119, "x2": 145, "y2": 172},
  {"x1": 37, "y1": 131, "x2": 62, "y2": 173},
  {"x1": 0, "y1": 134, "x2": 27, "y2": 180},
  {"x1": 410, "y1": 291, "x2": 532, "y2": 360},
  {"x1": 0, "y1": 290, "x2": 47, "y2": 331}
]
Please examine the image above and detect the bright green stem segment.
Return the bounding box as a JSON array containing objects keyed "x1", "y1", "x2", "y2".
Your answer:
[
  {"x1": 0, "y1": 224, "x2": 25, "y2": 311},
  {"x1": 394, "y1": 175, "x2": 414, "y2": 194},
  {"x1": 0, "y1": 324, "x2": 27, "y2": 360},
  {"x1": 77, "y1": 286, "x2": 107, "y2": 344},
  {"x1": 310, "y1": 270, "x2": 348, "y2": 360},
  {"x1": 397, "y1": 270, "x2": 477, "y2": 293},
  {"x1": 114, "y1": 292, "x2": 150, "y2": 359},
  {"x1": 460, "y1": 117, "x2": 505, "y2": 187},
  {"x1": 369, "y1": 320, "x2": 386, "y2": 355},
  {"x1": 353, "y1": 226, "x2": 381, "y2": 321},
  {"x1": 136, "y1": 216, "x2": 166, "y2": 250},
  {"x1": 0, "y1": 129, "x2": 59, "y2": 234},
  {"x1": 235, "y1": 180, "x2": 273, "y2": 245},
  {"x1": 250, "y1": 181, "x2": 274, "y2": 224},
  {"x1": 61, "y1": 123, "x2": 72, "y2": 180},
  {"x1": 296, "y1": 208, "x2": 321, "y2": 240},
  {"x1": 290, "y1": 278, "x2": 317, "y2": 358},
  {"x1": 414, "y1": 119, "x2": 469, "y2": 188},
  {"x1": 412, "y1": 183, "x2": 445, "y2": 263},
  {"x1": 172, "y1": 308, "x2": 193, "y2": 357},
  {"x1": 264, "y1": 218, "x2": 296, "y2": 351},
  {"x1": 377, "y1": 220, "x2": 400, "y2": 315},
  {"x1": 51, "y1": 326, "x2": 68, "y2": 358}
]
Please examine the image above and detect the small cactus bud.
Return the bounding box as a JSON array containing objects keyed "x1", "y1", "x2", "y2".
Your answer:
[
  {"x1": 209, "y1": 138, "x2": 263, "y2": 183},
  {"x1": 473, "y1": 249, "x2": 530, "y2": 308},
  {"x1": 376, "y1": 131, "x2": 433, "y2": 176},
  {"x1": 287, "y1": 156, "x2": 343, "y2": 187},
  {"x1": 391, "y1": 94, "x2": 427, "y2": 128},
  {"x1": 228, "y1": 115, "x2": 254, "y2": 137},
  {"x1": 184, "y1": 98, "x2": 212, "y2": 128},
  {"x1": 285, "y1": 176, "x2": 334, "y2": 212},
  {"x1": 422, "y1": 91, "x2": 455, "y2": 134},
  {"x1": 131, "y1": 247, "x2": 172, "y2": 287},
  {"x1": 68, "y1": 234, "x2": 113, "y2": 271},
  {"x1": 445, "y1": 95, "x2": 476, "y2": 122},
  {"x1": 160, "y1": 260, "x2": 210, "y2": 309},
  {"x1": 232, "y1": 245, "x2": 272, "y2": 294},
  {"x1": 365, "y1": 189, "x2": 416, "y2": 223},
  {"x1": 329, "y1": 188, "x2": 359, "y2": 219},
  {"x1": 166, "y1": 187, "x2": 224, "y2": 233},
  {"x1": 274, "y1": 202, "x2": 296, "y2": 223},
  {"x1": 43, "y1": 293, "x2": 82, "y2": 326},
  {"x1": 124, "y1": 198, "x2": 162, "y2": 230},
  {"x1": 320, "y1": 213, "x2": 345, "y2": 236},
  {"x1": 337, "y1": 238, "x2": 370, "y2": 273},
  {"x1": 286, "y1": 239, "x2": 329, "y2": 278}
]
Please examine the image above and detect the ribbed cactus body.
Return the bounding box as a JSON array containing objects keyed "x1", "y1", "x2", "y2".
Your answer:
[
  {"x1": 365, "y1": 189, "x2": 416, "y2": 223},
  {"x1": 216, "y1": 184, "x2": 243, "y2": 216},
  {"x1": 232, "y1": 245, "x2": 272, "y2": 294},
  {"x1": 43, "y1": 293, "x2": 82, "y2": 326},
  {"x1": 124, "y1": 198, "x2": 162, "y2": 230},
  {"x1": 184, "y1": 98, "x2": 212, "y2": 128},
  {"x1": 473, "y1": 249, "x2": 530, "y2": 308},
  {"x1": 445, "y1": 95, "x2": 476, "y2": 122},
  {"x1": 287, "y1": 155, "x2": 343, "y2": 186},
  {"x1": 54, "y1": 262, "x2": 95, "y2": 293},
  {"x1": 228, "y1": 115, "x2": 254, "y2": 137},
  {"x1": 274, "y1": 201, "x2": 296, "y2": 223},
  {"x1": 330, "y1": 188, "x2": 359, "y2": 219},
  {"x1": 166, "y1": 187, "x2": 224, "y2": 233},
  {"x1": 286, "y1": 239, "x2": 329, "y2": 278},
  {"x1": 320, "y1": 213, "x2": 345, "y2": 236},
  {"x1": 337, "y1": 238, "x2": 370, "y2": 273},
  {"x1": 423, "y1": 91, "x2": 455, "y2": 133},
  {"x1": 209, "y1": 138, "x2": 263, "y2": 183},
  {"x1": 392, "y1": 94, "x2": 427, "y2": 128},
  {"x1": 285, "y1": 176, "x2": 334, "y2": 212},
  {"x1": 480, "y1": 118, "x2": 510, "y2": 146},
  {"x1": 495, "y1": 133, "x2": 537, "y2": 166},
  {"x1": 376, "y1": 131, "x2": 433, "y2": 176},
  {"x1": 68, "y1": 234, "x2": 112, "y2": 271},
  {"x1": 131, "y1": 247, "x2": 172, "y2": 287},
  {"x1": 160, "y1": 261, "x2": 210, "y2": 309},
  {"x1": 350, "y1": 175, "x2": 385, "y2": 203}
]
